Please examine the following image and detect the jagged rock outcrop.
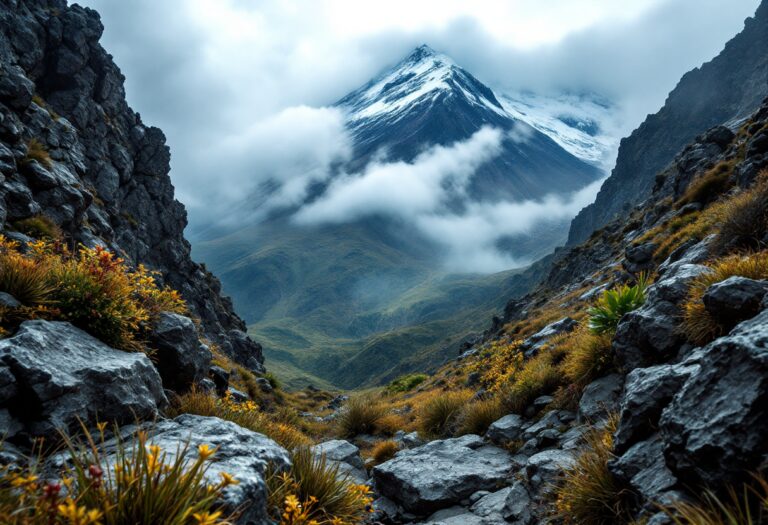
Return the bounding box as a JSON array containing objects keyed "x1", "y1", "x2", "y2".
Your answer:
[
  {"x1": 150, "y1": 312, "x2": 212, "y2": 393},
  {"x1": 0, "y1": 320, "x2": 167, "y2": 442},
  {"x1": 0, "y1": 0, "x2": 263, "y2": 369},
  {"x1": 568, "y1": 1, "x2": 768, "y2": 244}
]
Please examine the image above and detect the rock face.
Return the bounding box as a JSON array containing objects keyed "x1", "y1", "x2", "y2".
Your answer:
[
  {"x1": 0, "y1": 320, "x2": 167, "y2": 441},
  {"x1": 372, "y1": 435, "x2": 512, "y2": 515},
  {"x1": 72, "y1": 415, "x2": 290, "y2": 525},
  {"x1": 151, "y1": 312, "x2": 212, "y2": 392},
  {"x1": 568, "y1": 1, "x2": 768, "y2": 244},
  {"x1": 703, "y1": 276, "x2": 768, "y2": 331},
  {"x1": 0, "y1": 0, "x2": 263, "y2": 369}
]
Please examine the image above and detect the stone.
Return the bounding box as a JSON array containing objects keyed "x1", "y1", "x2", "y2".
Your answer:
[
  {"x1": 372, "y1": 434, "x2": 513, "y2": 515},
  {"x1": 470, "y1": 486, "x2": 512, "y2": 518},
  {"x1": 150, "y1": 312, "x2": 212, "y2": 393},
  {"x1": 502, "y1": 481, "x2": 533, "y2": 524},
  {"x1": 255, "y1": 377, "x2": 273, "y2": 393},
  {"x1": 0, "y1": 292, "x2": 20, "y2": 308},
  {"x1": 614, "y1": 364, "x2": 695, "y2": 454},
  {"x1": 520, "y1": 317, "x2": 578, "y2": 356},
  {"x1": 624, "y1": 242, "x2": 657, "y2": 274},
  {"x1": 525, "y1": 449, "x2": 576, "y2": 489},
  {"x1": 578, "y1": 373, "x2": 624, "y2": 423},
  {"x1": 71, "y1": 415, "x2": 289, "y2": 525},
  {"x1": 220, "y1": 330, "x2": 265, "y2": 373},
  {"x1": 486, "y1": 414, "x2": 528, "y2": 444},
  {"x1": 614, "y1": 264, "x2": 711, "y2": 371},
  {"x1": 312, "y1": 439, "x2": 367, "y2": 483},
  {"x1": 227, "y1": 387, "x2": 249, "y2": 403},
  {"x1": 0, "y1": 320, "x2": 167, "y2": 440},
  {"x1": 421, "y1": 506, "x2": 487, "y2": 525},
  {"x1": 660, "y1": 310, "x2": 768, "y2": 487},
  {"x1": 394, "y1": 430, "x2": 424, "y2": 449},
  {"x1": 703, "y1": 276, "x2": 768, "y2": 331},
  {"x1": 609, "y1": 434, "x2": 677, "y2": 501},
  {"x1": 209, "y1": 365, "x2": 230, "y2": 394},
  {"x1": 371, "y1": 496, "x2": 400, "y2": 523},
  {"x1": 532, "y1": 395, "x2": 554, "y2": 412}
]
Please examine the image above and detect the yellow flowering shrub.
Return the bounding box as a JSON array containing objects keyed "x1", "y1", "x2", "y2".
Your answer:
[
  {"x1": 465, "y1": 338, "x2": 524, "y2": 392},
  {"x1": 0, "y1": 425, "x2": 235, "y2": 524},
  {"x1": 0, "y1": 236, "x2": 186, "y2": 351}
]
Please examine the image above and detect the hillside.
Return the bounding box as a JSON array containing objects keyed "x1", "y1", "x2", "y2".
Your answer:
[{"x1": 568, "y1": 0, "x2": 768, "y2": 244}]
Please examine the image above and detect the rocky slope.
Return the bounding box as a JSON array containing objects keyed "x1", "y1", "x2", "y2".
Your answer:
[
  {"x1": 0, "y1": 0, "x2": 263, "y2": 370},
  {"x1": 568, "y1": 0, "x2": 768, "y2": 244}
]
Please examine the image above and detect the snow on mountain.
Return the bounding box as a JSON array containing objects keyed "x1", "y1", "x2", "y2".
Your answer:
[{"x1": 500, "y1": 91, "x2": 619, "y2": 170}]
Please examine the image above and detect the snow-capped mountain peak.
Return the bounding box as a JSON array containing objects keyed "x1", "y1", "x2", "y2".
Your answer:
[{"x1": 338, "y1": 44, "x2": 506, "y2": 127}]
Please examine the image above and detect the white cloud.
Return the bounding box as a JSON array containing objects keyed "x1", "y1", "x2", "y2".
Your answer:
[{"x1": 293, "y1": 127, "x2": 504, "y2": 224}]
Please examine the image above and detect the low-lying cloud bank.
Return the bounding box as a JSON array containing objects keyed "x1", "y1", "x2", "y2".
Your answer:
[{"x1": 292, "y1": 127, "x2": 603, "y2": 273}]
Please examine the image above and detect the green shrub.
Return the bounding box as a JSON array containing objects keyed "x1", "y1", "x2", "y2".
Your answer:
[
  {"x1": 337, "y1": 395, "x2": 386, "y2": 437},
  {"x1": 588, "y1": 274, "x2": 649, "y2": 334},
  {"x1": 386, "y1": 373, "x2": 428, "y2": 394},
  {"x1": 266, "y1": 446, "x2": 373, "y2": 524}
]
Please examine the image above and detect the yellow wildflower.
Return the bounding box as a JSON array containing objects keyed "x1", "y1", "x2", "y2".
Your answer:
[{"x1": 193, "y1": 510, "x2": 223, "y2": 525}]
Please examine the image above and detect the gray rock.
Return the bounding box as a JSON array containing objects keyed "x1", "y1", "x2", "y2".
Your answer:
[
  {"x1": 151, "y1": 312, "x2": 211, "y2": 393},
  {"x1": 486, "y1": 414, "x2": 528, "y2": 444},
  {"x1": 312, "y1": 439, "x2": 367, "y2": 483},
  {"x1": 372, "y1": 434, "x2": 513, "y2": 515},
  {"x1": 0, "y1": 292, "x2": 20, "y2": 308},
  {"x1": 614, "y1": 264, "x2": 711, "y2": 370},
  {"x1": 502, "y1": 481, "x2": 533, "y2": 524},
  {"x1": 703, "y1": 276, "x2": 768, "y2": 330},
  {"x1": 209, "y1": 365, "x2": 230, "y2": 394},
  {"x1": 660, "y1": 310, "x2": 768, "y2": 487},
  {"x1": 470, "y1": 486, "x2": 512, "y2": 518},
  {"x1": 0, "y1": 320, "x2": 167, "y2": 439},
  {"x1": 532, "y1": 395, "x2": 554, "y2": 412},
  {"x1": 578, "y1": 373, "x2": 624, "y2": 423},
  {"x1": 525, "y1": 449, "x2": 576, "y2": 489},
  {"x1": 227, "y1": 387, "x2": 249, "y2": 402},
  {"x1": 614, "y1": 363, "x2": 695, "y2": 454},
  {"x1": 609, "y1": 434, "x2": 677, "y2": 501},
  {"x1": 624, "y1": 242, "x2": 656, "y2": 274},
  {"x1": 520, "y1": 317, "x2": 578, "y2": 356},
  {"x1": 219, "y1": 330, "x2": 265, "y2": 373},
  {"x1": 394, "y1": 430, "x2": 424, "y2": 449},
  {"x1": 421, "y1": 506, "x2": 487, "y2": 525},
  {"x1": 86, "y1": 415, "x2": 289, "y2": 525},
  {"x1": 371, "y1": 496, "x2": 401, "y2": 522},
  {"x1": 522, "y1": 410, "x2": 568, "y2": 441}
]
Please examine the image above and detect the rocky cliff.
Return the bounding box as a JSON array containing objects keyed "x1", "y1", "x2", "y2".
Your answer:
[
  {"x1": 0, "y1": 0, "x2": 262, "y2": 369},
  {"x1": 568, "y1": 0, "x2": 768, "y2": 245}
]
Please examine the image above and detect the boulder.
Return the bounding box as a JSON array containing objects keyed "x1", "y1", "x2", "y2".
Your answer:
[
  {"x1": 150, "y1": 312, "x2": 211, "y2": 393},
  {"x1": 660, "y1": 310, "x2": 768, "y2": 487},
  {"x1": 219, "y1": 329, "x2": 265, "y2": 373},
  {"x1": 372, "y1": 435, "x2": 513, "y2": 515},
  {"x1": 703, "y1": 276, "x2": 768, "y2": 331},
  {"x1": 614, "y1": 264, "x2": 711, "y2": 370},
  {"x1": 312, "y1": 439, "x2": 367, "y2": 483},
  {"x1": 55, "y1": 415, "x2": 290, "y2": 525},
  {"x1": 502, "y1": 481, "x2": 533, "y2": 524},
  {"x1": 525, "y1": 449, "x2": 576, "y2": 489},
  {"x1": 209, "y1": 365, "x2": 230, "y2": 395},
  {"x1": 421, "y1": 506, "x2": 487, "y2": 525},
  {"x1": 623, "y1": 242, "x2": 656, "y2": 274},
  {"x1": 578, "y1": 373, "x2": 624, "y2": 423},
  {"x1": 0, "y1": 320, "x2": 167, "y2": 439},
  {"x1": 486, "y1": 414, "x2": 528, "y2": 444},
  {"x1": 470, "y1": 486, "x2": 512, "y2": 518},
  {"x1": 0, "y1": 292, "x2": 20, "y2": 308},
  {"x1": 609, "y1": 434, "x2": 677, "y2": 501},
  {"x1": 614, "y1": 364, "x2": 695, "y2": 454}
]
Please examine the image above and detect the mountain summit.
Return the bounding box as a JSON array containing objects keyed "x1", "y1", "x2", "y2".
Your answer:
[{"x1": 336, "y1": 45, "x2": 602, "y2": 202}]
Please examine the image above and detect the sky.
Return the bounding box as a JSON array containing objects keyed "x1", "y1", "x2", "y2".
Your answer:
[{"x1": 79, "y1": 0, "x2": 760, "y2": 269}]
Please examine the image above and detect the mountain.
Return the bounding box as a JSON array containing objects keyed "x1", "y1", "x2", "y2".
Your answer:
[
  {"x1": 568, "y1": 1, "x2": 768, "y2": 244},
  {"x1": 194, "y1": 45, "x2": 606, "y2": 389},
  {"x1": 0, "y1": 0, "x2": 263, "y2": 370},
  {"x1": 337, "y1": 45, "x2": 602, "y2": 201}
]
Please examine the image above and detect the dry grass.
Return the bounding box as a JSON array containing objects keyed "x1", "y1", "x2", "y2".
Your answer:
[
  {"x1": 663, "y1": 474, "x2": 768, "y2": 524},
  {"x1": 677, "y1": 160, "x2": 735, "y2": 208},
  {"x1": 417, "y1": 389, "x2": 473, "y2": 438},
  {"x1": 456, "y1": 397, "x2": 506, "y2": 436},
  {"x1": 370, "y1": 440, "x2": 400, "y2": 465},
  {"x1": 336, "y1": 395, "x2": 386, "y2": 438},
  {"x1": 560, "y1": 328, "x2": 615, "y2": 387},
  {"x1": 681, "y1": 251, "x2": 768, "y2": 345},
  {"x1": 712, "y1": 171, "x2": 768, "y2": 254},
  {"x1": 13, "y1": 215, "x2": 62, "y2": 240},
  {"x1": 169, "y1": 388, "x2": 310, "y2": 450},
  {"x1": 23, "y1": 138, "x2": 53, "y2": 169},
  {"x1": 503, "y1": 352, "x2": 563, "y2": 414},
  {"x1": 553, "y1": 415, "x2": 634, "y2": 524}
]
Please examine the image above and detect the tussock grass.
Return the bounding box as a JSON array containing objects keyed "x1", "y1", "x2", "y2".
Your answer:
[
  {"x1": 677, "y1": 160, "x2": 735, "y2": 208},
  {"x1": 456, "y1": 396, "x2": 506, "y2": 436},
  {"x1": 713, "y1": 171, "x2": 768, "y2": 254},
  {"x1": 663, "y1": 474, "x2": 768, "y2": 524},
  {"x1": 386, "y1": 373, "x2": 428, "y2": 394},
  {"x1": 418, "y1": 389, "x2": 473, "y2": 438},
  {"x1": 23, "y1": 138, "x2": 53, "y2": 169},
  {"x1": 560, "y1": 327, "x2": 615, "y2": 387},
  {"x1": 13, "y1": 215, "x2": 62, "y2": 240},
  {"x1": 553, "y1": 415, "x2": 634, "y2": 524},
  {"x1": 681, "y1": 251, "x2": 768, "y2": 345},
  {"x1": 267, "y1": 446, "x2": 373, "y2": 525},
  {"x1": 370, "y1": 440, "x2": 399, "y2": 465},
  {"x1": 336, "y1": 395, "x2": 386, "y2": 438},
  {"x1": 503, "y1": 352, "x2": 562, "y2": 415}
]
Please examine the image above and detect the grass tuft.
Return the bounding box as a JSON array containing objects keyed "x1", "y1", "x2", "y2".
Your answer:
[
  {"x1": 560, "y1": 327, "x2": 615, "y2": 387},
  {"x1": 712, "y1": 171, "x2": 768, "y2": 254},
  {"x1": 336, "y1": 395, "x2": 386, "y2": 438},
  {"x1": 677, "y1": 160, "x2": 735, "y2": 208},
  {"x1": 370, "y1": 440, "x2": 400, "y2": 465},
  {"x1": 23, "y1": 138, "x2": 53, "y2": 169},
  {"x1": 13, "y1": 215, "x2": 62, "y2": 241},
  {"x1": 418, "y1": 389, "x2": 473, "y2": 438},
  {"x1": 456, "y1": 397, "x2": 506, "y2": 436},
  {"x1": 386, "y1": 373, "x2": 428, "y2": 394}
]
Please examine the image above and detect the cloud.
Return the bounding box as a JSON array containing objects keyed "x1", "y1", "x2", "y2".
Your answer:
[{"x1": 293, "y1": 127, "x2": 504, "y2": 224}]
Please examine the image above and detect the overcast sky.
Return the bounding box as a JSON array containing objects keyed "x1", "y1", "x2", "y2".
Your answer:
[{"x1": 79, "y1": 0, "x2": 760, "y2": 249}]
